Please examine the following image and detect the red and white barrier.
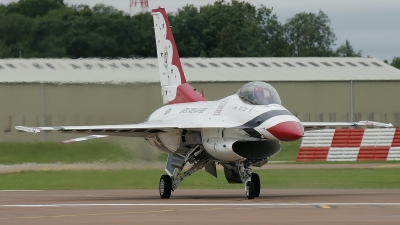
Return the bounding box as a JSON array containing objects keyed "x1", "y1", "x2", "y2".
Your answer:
[{"x1": 297, "y1": 128, "x2": 400, "y2": 162}]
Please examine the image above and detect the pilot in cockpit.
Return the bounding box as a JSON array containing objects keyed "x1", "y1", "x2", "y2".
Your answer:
[
  {"x1": 253, "y1": 86, "x2": 274, "y2": 105},
  {"x1": 237, "y1": 81, "x2": 282, "y2": 105}
]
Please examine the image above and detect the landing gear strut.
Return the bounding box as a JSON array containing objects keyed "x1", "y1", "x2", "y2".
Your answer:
[{"x1": 159, "y1": 146, "x2": 209, "y2": 199}]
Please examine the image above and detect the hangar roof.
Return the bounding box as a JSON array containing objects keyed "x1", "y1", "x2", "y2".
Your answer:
[{"x1": 0, "y1": 57, "x2": 399, "y2": 84}]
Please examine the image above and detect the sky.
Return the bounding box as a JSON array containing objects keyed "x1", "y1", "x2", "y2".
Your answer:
[{"x1": 1, "y1": 0, "x2": 399, "y2": 62}]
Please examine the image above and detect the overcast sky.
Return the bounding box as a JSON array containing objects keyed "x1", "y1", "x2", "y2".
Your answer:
[{"x1": 1, "y1": 0, "x2": 399, "y2": 61}]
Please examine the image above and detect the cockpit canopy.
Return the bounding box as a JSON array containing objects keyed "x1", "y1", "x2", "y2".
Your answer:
[{"x1": 237, "y1": 81, "x2": 282, "y2": 105}]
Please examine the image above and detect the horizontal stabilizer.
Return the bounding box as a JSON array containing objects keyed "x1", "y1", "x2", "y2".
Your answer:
[
  {"x1": 358, "y1": 121, "x2": 393, "y2": 128},
  {"x1": 303, "y1": 121, "x2": 393, "y2": 131},
  {"x1": 61, "y1": 135, "x2": 109, "y2": 144},
  {"x1": 15, "y1": 126, "x2": 42, "y2": 133}
]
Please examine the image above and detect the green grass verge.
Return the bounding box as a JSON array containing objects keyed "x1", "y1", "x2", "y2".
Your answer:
[
  {"x1": 270, "y1": 141, "x2": 301, "y2": 162},
  {"x1": 0, "y1": 141, "x2": 301, "y2": 165},
  {"x1": 1, "y1": 168, "x2": 399, "y2": 190},
  {"x1": 0, "y1": 141, "x2": 136, "y2": 164},
  {"x1": 2, "y1": 141, "x2": 398, "y2": 164}
]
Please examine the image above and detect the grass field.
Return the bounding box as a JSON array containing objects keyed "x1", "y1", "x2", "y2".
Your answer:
[
  {"x1": 270, "y1": 141, "x2": 300, "y2": 161},
  {"x1": 2, "y1": 141, "x2": 399, "y2": 165},
  {"x1": 0, "y1": 141, "x2": 301, "y2": 165},
  {"x1": 0, "y1": 168, "x2": 399, "y2": 190},
  {"x1": 2, "y1": 141, "x2": 399, "y2": 190},
  {"x1": 0, "y1": 141, "x2": 136, "y2": 164}
]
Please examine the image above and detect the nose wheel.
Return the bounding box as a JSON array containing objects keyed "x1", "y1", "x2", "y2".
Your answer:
[
  {"x1": 251, "y1": 173, "x2": 260, "y2": 197},
  {"x1": 239, "y1": 161, "x2": 262, "y2": 199},
  {"x1": 246, "y1": 181, "x2": 255, "y2": 199}
]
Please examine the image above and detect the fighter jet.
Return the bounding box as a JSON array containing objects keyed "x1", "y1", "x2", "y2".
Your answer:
[{"x1": 16, "y1": 7, "x2": 393, "y2": 199}]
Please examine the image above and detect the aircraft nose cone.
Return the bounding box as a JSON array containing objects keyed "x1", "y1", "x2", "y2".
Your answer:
[{"x1": 267, "y1": 121, "x2": 304, "y2": 141}]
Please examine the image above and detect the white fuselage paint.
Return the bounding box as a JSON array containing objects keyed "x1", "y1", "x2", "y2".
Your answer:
[
  {"x1": 148, "y1": 95, "x2": 299, "y2": 131},
  {"x1": 146, "y1": 94, "x2": 301, "y2": 161}
]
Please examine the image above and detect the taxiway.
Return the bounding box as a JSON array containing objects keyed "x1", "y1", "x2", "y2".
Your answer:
[{"x1": 1, "y1": 189, "x2": 399, "y2": 224}]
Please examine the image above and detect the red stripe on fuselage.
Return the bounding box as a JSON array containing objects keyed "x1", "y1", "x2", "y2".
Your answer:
[{"x1": 168, "y1": 83, "x2": 207, "y2": 104}]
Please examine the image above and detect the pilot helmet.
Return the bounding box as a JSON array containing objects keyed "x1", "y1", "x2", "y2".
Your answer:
[{"x1": 254, "y1": 86, "x2": 265, "y2": 98}]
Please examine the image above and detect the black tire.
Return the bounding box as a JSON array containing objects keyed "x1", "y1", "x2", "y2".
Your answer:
[
  {"x1": 246, "y1": 181, "x2": 255, "y2": 199},
  {"x1": 251, "y1": 173, "x2": 260, "y2": 197},
  {"x1": 159, "y1": 175, "x2": 172, "y2": 199}
]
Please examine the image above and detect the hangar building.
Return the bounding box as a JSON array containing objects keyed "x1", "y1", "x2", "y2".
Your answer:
[{"x1": 1, "y1": 57, "x2": 399, "y2": 149}]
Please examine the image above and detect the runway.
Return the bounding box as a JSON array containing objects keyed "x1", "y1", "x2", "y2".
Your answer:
[{"x1": 1, "y1": 189, "x2": 400, "y2": 224}]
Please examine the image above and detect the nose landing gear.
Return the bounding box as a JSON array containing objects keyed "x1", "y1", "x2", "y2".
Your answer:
[
  {"x1": 251, "y1": 173, "x2": 260, "y2": 197},
  {"x1": 245, "y1": 181, "x2": 255, "y2": 199},
  {"x1": 239, "y1": 161, "x2": 261, "y2": 199}
]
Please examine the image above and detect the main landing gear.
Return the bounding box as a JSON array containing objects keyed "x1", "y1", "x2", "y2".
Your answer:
[
  {"x1": 158, "y1": 147, "x2": 262, "y2": 200},
  {"x1": 159, "y1": 175, "x2": 172, "y2": 199},
  {"x1": 159, "y1": 146, "x2": 210, "y2": 199}
]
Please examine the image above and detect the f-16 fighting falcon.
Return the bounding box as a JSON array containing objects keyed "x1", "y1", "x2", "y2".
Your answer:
[{"x1": 16, "y1": 7, "x2": 393, "y2": 199}]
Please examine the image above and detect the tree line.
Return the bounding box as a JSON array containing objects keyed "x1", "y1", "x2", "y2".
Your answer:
[{"x1": 0, "y1": 0, "x2": 398, "y2": 69}]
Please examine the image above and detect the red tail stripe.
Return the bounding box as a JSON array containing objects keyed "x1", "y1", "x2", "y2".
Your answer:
[{"x1": 151, "y1": 8, "x2": 186, "y2": 84}]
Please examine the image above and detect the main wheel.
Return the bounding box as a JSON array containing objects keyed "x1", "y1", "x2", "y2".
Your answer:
[
  {"x1": 246, "y1": 181, "x2": 255, "y2": 199},
  {"x1": 251, "y1": 173, "x2": 260, "y2": 197},
  {"x1": 159, "y1": 175, "x2": 172, "y2": 199}
]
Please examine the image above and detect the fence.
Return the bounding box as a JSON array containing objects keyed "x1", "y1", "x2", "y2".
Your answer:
[{"x1": 297, "y1": 128, "x2": 400, "y2": 162}]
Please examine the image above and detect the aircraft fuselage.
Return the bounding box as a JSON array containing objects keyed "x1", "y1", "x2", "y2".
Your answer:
[{"x1": 145, "y1": 94, "x2": 303, "y2": 162}]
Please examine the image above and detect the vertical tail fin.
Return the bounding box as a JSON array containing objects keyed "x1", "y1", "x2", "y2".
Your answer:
[{"x1": 151, "y1": 7, "x2": 206, "y2": 104}]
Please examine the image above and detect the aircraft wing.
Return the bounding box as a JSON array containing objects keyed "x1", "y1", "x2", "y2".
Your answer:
[
  {"x1": 15, "y1": 122, "x2": 184, "y2": 143},
  {"x1": 16, "y1": 120, "x2": 394, "y2": 143},
  {"x1": 15, "y1": 120, "x2": 222, "y2": 143},
  {"x1": 302, "y1": 121, "x2": 393, "y2": 131},
  {"x1": 15, "y1": 123, "x2": 180, "y2": 137}
]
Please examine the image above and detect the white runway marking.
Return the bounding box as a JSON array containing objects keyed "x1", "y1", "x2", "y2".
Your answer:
[{"x1": 1, "y1": 203, "x2": 400, "y2": 207}]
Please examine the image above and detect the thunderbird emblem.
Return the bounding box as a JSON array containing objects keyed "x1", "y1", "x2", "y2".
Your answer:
[{"x1": 163, "y1": 47, "x2": 168, "y2": 68}]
